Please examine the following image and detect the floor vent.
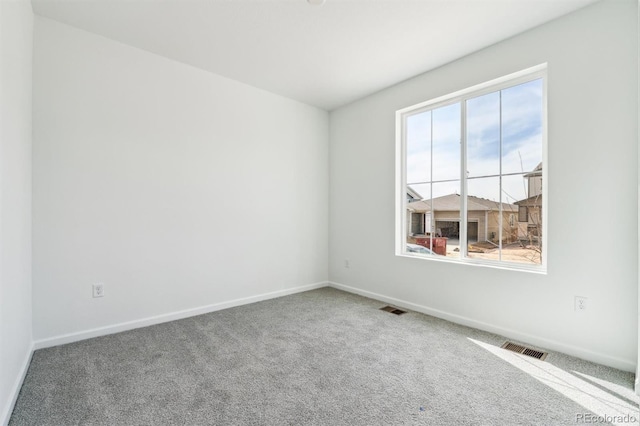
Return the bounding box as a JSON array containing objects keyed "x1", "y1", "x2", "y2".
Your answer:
[
  {"x1": 501, "y1": 341, "x2": 548, "y2": 361},
  {"x1": 380, "y1": 306, "x2": 407, "y2": 315}
]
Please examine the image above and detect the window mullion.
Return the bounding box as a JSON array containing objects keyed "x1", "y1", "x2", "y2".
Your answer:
[
  {"x1": 429, "y1": 111, "x2": 434, "y2": 253},
  {"x1": 460, "y1": 100, "x2": 468, "y2": 258},
  {"x1": 498, "y1": 91, "x2": 503, "y2": 261}
]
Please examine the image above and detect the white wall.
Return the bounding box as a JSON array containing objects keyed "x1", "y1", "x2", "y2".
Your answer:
[
  {"x1": 32, "y1": 17, "x2": 328, "y2": 342},
  {"x1": 329, "y1": 0, "x2": 638, "y2": 371},
  {"x1": 637, "y1": 0, "x2": 640, "y2": 394},
  {"x1": 0, "y1": 0, "x2": 33, "y2": 424}
]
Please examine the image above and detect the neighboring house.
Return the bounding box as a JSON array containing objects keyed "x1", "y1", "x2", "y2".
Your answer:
[
  {"x1": 525, "y1": 162, "x2": 543, "y2": 198},
  {"x1": 406, "y1": 186, "x2": 422, "y2": 203},
  {"x1": 515, "y1": 163, "x2": 543, "y2": 241},
  {"x1": 407, "y1": 192, "x2": 524, "y2": 244}
]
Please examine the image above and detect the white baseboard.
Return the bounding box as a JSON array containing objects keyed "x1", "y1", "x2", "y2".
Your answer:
[
  {"x1": 33, "y1": 281, "x2": 328, "y2": 350},
  {"x1": 1, "y1": 343, "x2": 34, "y2": 426},
  {"x1": 329, "y1": 281, "x2": 637, "y2": 373}
]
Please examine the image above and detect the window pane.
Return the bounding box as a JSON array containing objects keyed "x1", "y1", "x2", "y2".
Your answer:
[
  {"x1": 406, "y1": 184, "x2": 433, "y2": 254},
  {"x1": 432, "y1": 103, "x2": 461, "y2": 182},
  {"x1": 406, "y1": 183, "x2": 430, "y2": 237},
  {"x1": 503, "y1": 173, "x2": 542, "y2": 265},
  {"x1": 501, "y1": 173, "x2": 528, "y2": 206},
  {"x1": 466, "y1": 177, "x2": 500, "y2": 261},
  {"x1": 501, "y1": 79, "x2": 543, "y2": 175},
  {"x1": 406, "y1": 111, "x2": 431, "y2": 184},
  {"x1": 431, "y1": 181, "x2": 460, "y2": 259},
  {"x1": 466, "y1": 91, "x2": 500, "y2": 178}
]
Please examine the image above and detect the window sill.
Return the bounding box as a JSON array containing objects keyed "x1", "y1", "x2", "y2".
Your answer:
[{"x1": 397, "y1": 252, "x2": 547, "y2": 275}]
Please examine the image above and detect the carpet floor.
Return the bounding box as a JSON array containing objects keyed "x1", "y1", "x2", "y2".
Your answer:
[{"x1": 9, "y1": 287, "x2": 638, "y2": 425}]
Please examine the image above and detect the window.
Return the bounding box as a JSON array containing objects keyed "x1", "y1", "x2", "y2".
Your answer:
[
  {"x1": 396, "y1": 65, "x2": 546, "y2": 271},
  {"x1": 518, "y1": 206, "x2": 528, "y2": 223}
]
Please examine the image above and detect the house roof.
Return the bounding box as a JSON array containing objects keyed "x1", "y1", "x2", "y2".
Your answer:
[
  {"x1": 407, "y1": 200, "x2": 431, "y2": 212},
  {"x1": 515, "y1": 194, "x2": 543, "y2": 206},
  {"x1": 524, "y1": 162, "x2": 543, "y2": 178},
  {"x1": 406, "y1": 186, "x2": 422, "y2": 201},
  {"x1": 407, "y1": 193, "x2": 518, "y2": 213}
]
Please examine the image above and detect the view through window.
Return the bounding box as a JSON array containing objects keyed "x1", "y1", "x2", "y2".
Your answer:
[{"x1": 399, "y1": 66, "x2": 546, "y2": 270}]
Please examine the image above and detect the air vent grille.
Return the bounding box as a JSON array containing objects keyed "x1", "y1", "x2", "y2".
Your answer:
[
  {"x1": 380, "y1": 306, "x2": 407, "y2": 315},
  {"x1": 501, "y1": 341, "x2": 548, "y2": 360}
]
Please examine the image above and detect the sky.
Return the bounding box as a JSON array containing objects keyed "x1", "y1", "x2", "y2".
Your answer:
[{"x1": 406, "y1": 78, "x2": 543, "y2": 206}]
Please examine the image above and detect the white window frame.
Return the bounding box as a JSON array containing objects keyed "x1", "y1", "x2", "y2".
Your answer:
[{"x1": 395, "y1": 64, "x2": 548, "y2": 273}]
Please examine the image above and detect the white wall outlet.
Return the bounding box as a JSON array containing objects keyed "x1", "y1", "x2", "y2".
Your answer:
[
  {"x1": 575, "y1": 296, "x2": 587, "y2": 311},
  {"x1": 344, "y1": 259, "x2": 350, "y2": 268},
  {"x1": 93, "y1": 283, "x2": 104, "y2": 298}
]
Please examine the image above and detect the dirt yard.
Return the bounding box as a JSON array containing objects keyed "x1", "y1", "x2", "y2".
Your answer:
[{"x1": 445, "y1": 241, "x2": 541, "y2": 265}]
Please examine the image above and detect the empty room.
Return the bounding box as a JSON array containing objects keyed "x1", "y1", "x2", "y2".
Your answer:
[{"x1": 1, "y1": 0, "x2": 639, "y2": 424}]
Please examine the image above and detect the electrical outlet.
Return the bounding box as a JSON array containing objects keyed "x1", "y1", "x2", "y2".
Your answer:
[
  {"x1": 344, "y1": 259, "x2": 350, "y2": 268},
  {"x1": 575, "y1": 296, "x2": 587, "y2": 311},
  {"x1": 93, "y1": 283, "x2": 104, "y2": 298}
]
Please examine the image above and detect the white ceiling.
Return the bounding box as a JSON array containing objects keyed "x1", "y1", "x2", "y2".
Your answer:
[{"x1": 31, "y1": 0, "x2": 598, "y2": 110}]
